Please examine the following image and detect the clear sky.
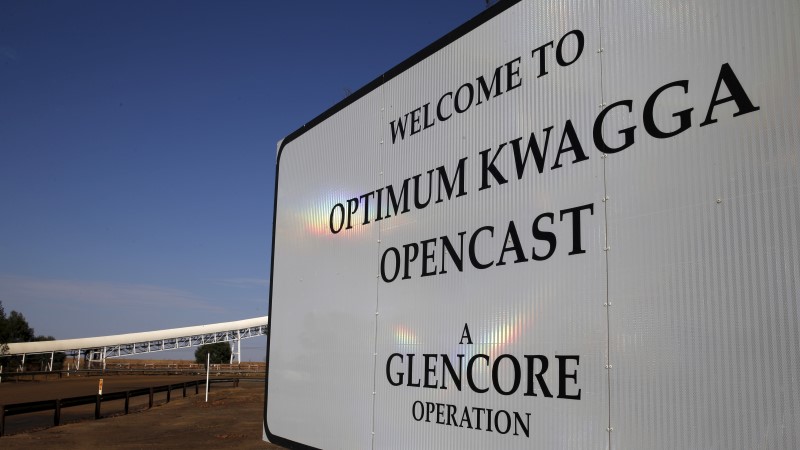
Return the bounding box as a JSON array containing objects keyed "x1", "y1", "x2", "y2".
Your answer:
[{"x1": 0, "y1": 1, "x2": 489, "y2": 360}]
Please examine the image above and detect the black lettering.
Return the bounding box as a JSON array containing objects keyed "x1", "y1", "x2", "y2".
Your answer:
[
  {"x1": 436, "y1": 157, "x2": 468, "y2": 203},
  {"x1": 476, "y1": 65, "x2": 502, "y2": 105},
  {"x1": 460, "y1": 324, "x2": 473, "y2": 345},
  {"x1": 551, "y1": 120, "x2": 589, "y2": 169},
  {"x1": 329, "y1": 203, "x2": 345, "y2": 234},
  {"x1": 359, "y1": 192, "x2": 374, "y2": 225},
  {"x1": 531, "y1": 41, "x2": 554, "y2": 78},
  {"x1": 454, "y1": 83, "x2": 474, "y2": 113},
  {"x1": 345, "y1": 197, "x2": 359, "y2": 230},
  {"x1": 559, "y1": 203, "x2": 594, "y2": 255},
  {"x1": 468, "y1": 226, "x2": 495, "y2": 269},
  {"x1": 409, "y1": 107, "x2": 422, "y2": 135},
  {"x1": 700, "y1": 63, "x2": 760, "y2": 126},
  {"x1": 479, "y1": 144, "x2": 508, "y2": 191},
  {"x1": 496, "y1": 221, "x2": 528, "y2": 266},
  {"x1": 374, "y1": 187, "x2": 384, "y2": 221},
  {"x1": 556, "y1": 355, "x2": 581, "y2": 400},
  {"x1": 423, "y1": 354, "x2": 438, "y2": 388},
  {"x1": 460, "y1": 407, "x2": 473, "y2": 429},
  {"x1": 594, "y1": 100, "x2": 636, "y2": 154},
  {"x1": 385, "y1": 179, "x2": 410, "y2": 218},
  {"x1": 506, "y1": 57, "x2": 522, "y2": 91},
  {"x1": 494, "y1": 410, "x2": 511, "y2": 435},
  {"x1": 447, "y1": 404, "x2": 457, "y2": 426},
  {"x1": 441, "y1": 354, "x2": 464, "y2": 390},
  {"x1": 492, "y1": 354, "x2": 521, "y2": 395},
  {"x1": 467, "y1": 354, "x2": 490, "y2": 393},
  {"x1": 402, "y1": 243, "x2": 419, "y2": 280},
  {"x1": 555, "y1": 30, "x2": 584, "y2": 66},
  {"x1": 422, "y1": 102, "x2": 435, "y2": 130},
  {"x1": 510, "y1": 126, "x2": 553, "y2": 177},
  {"x1": 413, "y1": 169, "x2": 434, "y2": 209},
  {"x1": 380, "y1": 247, "x2": 400, "y2": 283},
  {"x1": 472, "y1": 407, "x2": 485, "y2": 430},
  {"x1": 420, "y1": 238, "x2": 437, "y2": 277},
  {"x1": 514, "y1": 412, "x2": 530, "y2": 437},
  {"x1": 406, "y1": 353, "x2": 421, "y2": 387},
  {"x1": 386, "y1": 353, "x2": 404, "y2": 386},
  {"x1": 531, "y1": 213, "x2": 557, "y2": 261},
  {"x1": 440, "y1": 232, "x2": 466, "y2": 275},
  {"x1": 524, "y1": 355, "x2": 552, "y2": 397},
  {"x1": 426, "y1": 401, "x2": 435, "y2": 422},
  {"x1": 412, "y1": 401, "x2": 424, "y2": 421},
  {"x1": 644, "y1": 80, "x2": 693, "y2": 138},
  {"x1": 437, "y1": 92, "x2": 453, "y2": 121},
  {"x1": 389, "y1": 114, "x2": 409, "y2": 144}
]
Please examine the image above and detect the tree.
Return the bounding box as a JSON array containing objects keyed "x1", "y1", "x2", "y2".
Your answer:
[
  {"x1": 0, "y1": 304, "x2": 34, "y2": 344},
  {"x1": 195, "y1": 342, "x2": 232, "y2": 364},
  {"x1": 0, "y1": 301, "x2": 7, "y2": 355},
  {"x1": 7, "y1": 310, "x2": 34, "y2": 342},
  {"x1": 0, "y1": 302, "x2": 40, "y2": 368}
]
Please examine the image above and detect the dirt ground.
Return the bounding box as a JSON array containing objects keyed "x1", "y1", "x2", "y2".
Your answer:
[{"x1": 0, "y1": 376, "x2": 283, "y2": 449}]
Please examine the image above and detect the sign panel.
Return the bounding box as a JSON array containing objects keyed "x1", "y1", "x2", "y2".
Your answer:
[
  {"x1": 601, "y1": 0, "x2": 800, "y2": 448},
  {"x1": 266, "y1": 0, "x2": 800, "y2": 449}
]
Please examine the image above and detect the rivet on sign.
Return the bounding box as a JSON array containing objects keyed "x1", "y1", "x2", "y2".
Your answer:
[
  {"x1": 380, "y1": 171, "x2": 383, "y2": 175},
  {"x1": 603, "y1": 303, "x2": 608, "y2": 307},
  {"x1": 380, "y1": 140, "x2": 384, "y2": 144},
  {"x1": 375, "y1": 312, "x2": 379, "y2": 315},
  {"x1": 607, "y1": 427, "x2": 613, "y2": 432},
  {"x1": 597, "y1": 48, "x2": 604, "y2": 53},
  {"x1": 377, "y1": 239, "x2": 381, "y2": 243},
  {"x1": 716, "y1": 198, "x2": 722, "y2": 204},
  {"x1": 373, "y1": 353, "x2": 377, "y2": 356},
  {"x1": 604, "y1": 247, "x2": 611, "y2": 251},
  {"x1": 599, "y1": 102, "x2": 606, "y2": 108}
]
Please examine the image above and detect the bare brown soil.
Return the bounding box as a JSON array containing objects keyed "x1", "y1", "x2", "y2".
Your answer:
[{"x1": 0, "y1": 375, "x2": 282, "y2": 449}]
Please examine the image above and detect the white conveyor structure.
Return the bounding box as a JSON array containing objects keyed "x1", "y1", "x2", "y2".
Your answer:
[{"x1": 3, "y1": 316, "x2": 268, "y2": 371}]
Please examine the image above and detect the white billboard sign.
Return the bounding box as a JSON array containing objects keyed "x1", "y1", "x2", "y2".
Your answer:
[{"x1": 265, "y1": 0, "x2": 800, "y2": 448}]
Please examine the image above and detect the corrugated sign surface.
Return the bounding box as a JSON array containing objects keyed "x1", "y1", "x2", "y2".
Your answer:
[{"x1": 266, "y1": 0, "x2": 800, "y2": 448}]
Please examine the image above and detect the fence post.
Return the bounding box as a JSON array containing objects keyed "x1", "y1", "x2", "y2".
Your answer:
[
  {"x1": 195, "y1": 381, "x2": 199, "y2": 395},
  {"x1": 182, "y1": 383, "x2": 187, "y2": 398},
  {"x1": 1, "y1": 405, "x2": 5, "y2": 437},
  {"x1": 94, "y1": 395, "x2": 101, "y2": 420},
  {"x1": 149, "y1": 387, "x2": 154, "y2": 409},
  {"x1": 166, "y1": 387, "x2": 171, "y2": 403},
  {"x1": 125, "y1": 391, "x2": 130, "y2": 415},
  {"x1": 54, "y1": 399, "x2": 61, "y2": 426}
]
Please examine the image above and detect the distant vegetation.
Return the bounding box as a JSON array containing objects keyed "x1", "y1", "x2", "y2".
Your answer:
[
  {"x1": 0, "y1": 300, "x2": 66, "y2": 369},
  {"x1": 194, "y1": 342, "x2": 232, "y2": 364}
]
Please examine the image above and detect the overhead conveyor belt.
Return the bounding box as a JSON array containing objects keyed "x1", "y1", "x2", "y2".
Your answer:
[{"x1": 3, "y1": 316, "x2": 268, "y2": 371}]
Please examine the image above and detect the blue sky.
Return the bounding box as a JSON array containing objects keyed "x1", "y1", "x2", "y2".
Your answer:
[{"x1": 0, "y1": 1, "x2": 488, "y2": 360}]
